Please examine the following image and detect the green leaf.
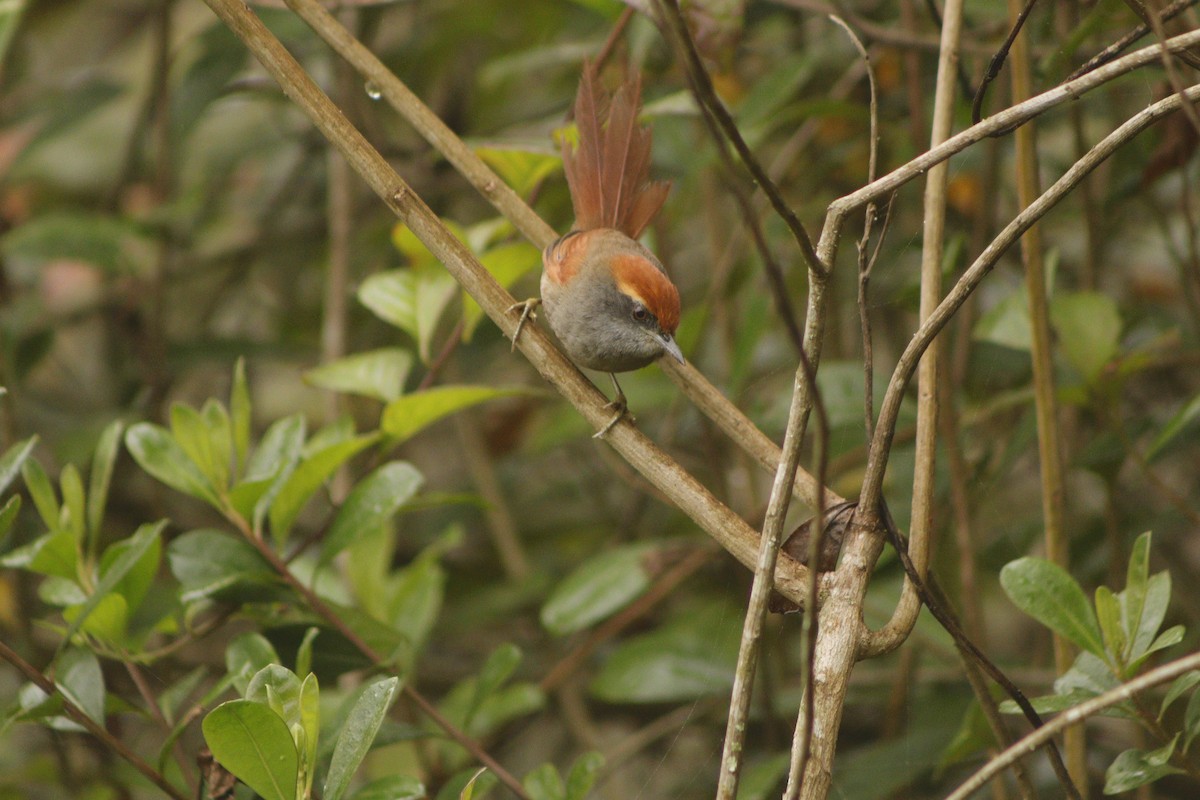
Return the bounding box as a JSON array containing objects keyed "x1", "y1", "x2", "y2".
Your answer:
[
  {"x1": 523, "y1": 763, "x2": 565, "y2": 800},
  {"x1": 0, "y1": 495, "x2": 21, "y2": 540},
  {"x1": 1050, "y1": 291, "x2": 1121, "y2": 383},
  {"x1": 0, "y1": 0, "x2": 25, "y2": 66},
  {"x1": 1147, "y1": 392, "x2": 1200, "y2": 461},
  {"x1": 1121, "y1": 531, "x2": 1152, "y2": 658},
  {"x1": 320, "y1": 462, "x2": 423, "y2": 564},
  {"x1": 351, "y1": 775, "x2": 425, "y2": 800},
  {"x1": 22, "y1": 457, "x2": 60, "y2": 530},
  {"x1": 1103, "y1": 738, "x2": 1182, "y2": 794},
  {"x1": 1160, "y1": 671, "x2": 1200, "y2": 719},
  {"x1": 1000, "y1": 557, "x2": 1105, "y2": 657},
  {"x1": 591, "y1": 603, "x2": 740, "y2": 703},
  {"x1": 64, "y1": 591, "x2": 127, "y2": 642},
  {"x1": 466, "y1": 645, "x2": 521, "y2": 728},
  {"x1": 56, "y1": 648, "x2": 105, "y2": 725},
  {"x1": 100, "y1": 525, "x2": 162, "y2": 612},
  {"x1": 171, "y1": 403, "x2": 226, "y2": 493},
  {"x1": 202, "y1": 399, "x2": 234, "y2": 492},
  {"x1": 1095, "y1": 586, "x2": 1123, "y2": 666},
  {"x1": 0, "y1": 436, "x2": 38, "y2": 496},
  {"x1": 972, "y1": 290, "x2": 1031, "y2": 352},
  {"x1": 475, "y1": 146, "x2": 561, "y2": 197},
  {"x1": 324, "y1": 676, "x2": 400, "y2": 800},
  {"x1": 298, "y1": 673, "x2": 319, "y2": 798},
  {"x1": 463, "y1": 242, "x2": 539, "y2": 340},
  {"x1": 268, "y1": 433, "x2": 379, "y2": 543},
  {"x1": 1185, "y1": 686, "x2": 1200, "y2": 750},
  {"x1": 358, "y1": 265, "x2": 458, "y2": 363},
  {"x1": 226, "y1": 633, "x2": 281, "y2": 696},
  {"x1": 564, "y1": 751, "x2": 603, "y2": 800},
  {"x1": 86, "y1": 420, "x2": 124, "y2": 545},
  {"x1": 232, "y1": 357, "x2": 252, "y2": 475},
  {"x1": 203, "y1": 700, "x2": 298, "y2": 800},
  {"x1": 541, "y1": 543, "x2": 661, "y2": 635},
  {"x1": 305, "y1": 349, "x2": 413, "y2": 403},
  {"x1": 381, "y1": 385, "x2": 527, "y2": 444},
  {"x1": 1129, "y1": 571, "x2": 1172, "y2": 663},
  {"x1": 385, "y1": 542, "x2": 447, "y2": 650},
  {"x1": 59, "y1": 464, "x2": 86, "y2": 545},
  {"x1": 125, "y1": 423, "x2": 221, "y2": 507},
  {"x1": 295, "y1": 627, "x2": 320, "y2": 680},
  {"x1": 246, "y1": 665, "x2": 302, "y2": 724},
  {"x1": 167, "y1": 529, "x2": 276, "y2": 603},
  {"x1": 62, "y1": 521, "x2": 165, "y2": 645},
  {"x1": 454, "y1": 768, "x2": 494, "y2": 800},
  {"x1": 244, "y1": 414, "x2": 306, "y2": 537},
  {"x1": 1, "y1": 211, "x2": 145, "y2": 274},
  {"x1": 0, "y1": 529, "x2": 77, "y2": 579}
]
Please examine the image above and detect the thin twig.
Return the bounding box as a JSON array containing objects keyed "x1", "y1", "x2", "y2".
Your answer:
[
  {"x1": 657, "y1": 0, "x2": 824, "y2": 278},
  {"x1": 1002, "y1": 0, "x2": 1083, "y2": 787},
  {"x1": 863, "y1": 0, "x2": 962, "y2": 657},
  {"x1": 857, "y1": 83, "x2": 1200, "y2": 527},
  {"x1": 1142, "y1": 0, "x2": 1200, "y2": 137},
  {"x1": 817, "y1": 27, "x2": 1200, "y2": 271},
  {"x1": 1066, "y1": 0, "x2": 1200, "y2": 80},
  {"x1": 946, "y1": 651, "x2": 1200, "y2": 800},
  {"x1": 0, "y1": 640, "x2": 190, "y2": 800},
  {"x1": 655, "y1": 0, "x2": 805, "y2": 355},
  {"x1": 972, "y1": 0, "x2": 1042, "y2": 124}
]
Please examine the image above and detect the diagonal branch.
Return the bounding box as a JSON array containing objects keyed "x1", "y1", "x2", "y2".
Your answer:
[
  {"x1": 283, "y1": 0, "x2": 839, "y2": 516},
  {"x1": 201, "y1": 0, "x2": 823, "y2": 598},
  {"x1": 0, "y1": 639, "x2": 190, "y2": 800}
]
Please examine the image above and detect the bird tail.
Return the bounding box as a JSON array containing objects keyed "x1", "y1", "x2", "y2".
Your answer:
[{"x1": 561, "y1": 64, "x2": 670, "y2": 239}]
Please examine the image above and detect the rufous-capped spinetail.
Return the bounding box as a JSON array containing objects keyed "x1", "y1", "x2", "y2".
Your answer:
[{"x1": 511, "y1": 64, "x2": 683, "y2": 438}]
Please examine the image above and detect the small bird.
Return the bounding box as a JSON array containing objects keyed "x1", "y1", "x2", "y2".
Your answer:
[{"x1": 512, "y1": 65, "x2": 684, "y2": 438}]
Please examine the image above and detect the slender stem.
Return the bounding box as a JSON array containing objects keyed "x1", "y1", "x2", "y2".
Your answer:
[
  {"x1": 856, "y1": 83, "x2": 1200, "y2": 547},
  {"x1": 657, "y1": 0, "x2": 823, "y2": 277},
  {"x1": 0, "y1": 640, "x2": 190, "y2": 800},
  {"x1": 945, "y1": 651, "x2": 1200, "y2": 800},
  {"x1": 862, "y1": 0, "x2": 964, "y2": 656},
  {"x1": 1003, "y1": 1, "x2": 1085, "y2": 791}
]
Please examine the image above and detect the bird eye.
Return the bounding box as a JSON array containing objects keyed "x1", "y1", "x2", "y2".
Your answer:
[{"x1": 632, "y1": 306, "x2": 649, "y2": 322}]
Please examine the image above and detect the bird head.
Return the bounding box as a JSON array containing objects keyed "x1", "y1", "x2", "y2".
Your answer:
[{"x1": 542, "y1": 228, "x2": 683, "y2": 373}]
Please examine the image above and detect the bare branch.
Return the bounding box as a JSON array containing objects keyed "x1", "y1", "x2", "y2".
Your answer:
[{"x1": 946, "y1": 650, "x2": 1200, "y2": 800}]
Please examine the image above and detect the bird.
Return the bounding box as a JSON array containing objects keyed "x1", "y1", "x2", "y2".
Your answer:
[{"x1": 511, "y1": 64, "x2": 684, "y2": 438}]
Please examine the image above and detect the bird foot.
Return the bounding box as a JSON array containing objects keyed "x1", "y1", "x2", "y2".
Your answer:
[
  {"x1": 507, "y1": 298, "x2": 541, "y2": 350},
  {"x1": 593, "y1": 396, "x2": 634, "y2": 439}
]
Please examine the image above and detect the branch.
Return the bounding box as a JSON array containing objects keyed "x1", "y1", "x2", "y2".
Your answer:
[
  {"x1": 856, "y1": 82, "x2": 1200, "y2": 518},
  {"x1": 0, "y1": 639, "x2": 190, "y2": 800},
  {"x1": 945, "y1": 650, "x2": 1200, "y2": 800},
  {"x1": 283, "y1": 0, "x2": 841, "y2": 516},
  {"x1": 202, "y1": 0, "x2": 824, "y2": 597},
  {"x1": 655, "y1": 0, "x2": 824, "y2": 278},
  {"x1": 815, "y1": 28, "x2": 1200, "y2": 269},
  {"x1": 862, "y1": 0, "x2": 962, "y2": 657}
]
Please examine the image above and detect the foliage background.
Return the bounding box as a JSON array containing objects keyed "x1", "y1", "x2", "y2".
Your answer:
[{"x1": 2, "y1": 0, "x2": 1200, "y2": 798}]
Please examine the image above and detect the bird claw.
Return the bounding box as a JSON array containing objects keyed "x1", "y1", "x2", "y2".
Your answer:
[
  {"x1": 507, "y1": 298, "x2": 541, "y2": 351},
  {"x1": 593, "y1": 394, "x2": 634, "y2": 439}
]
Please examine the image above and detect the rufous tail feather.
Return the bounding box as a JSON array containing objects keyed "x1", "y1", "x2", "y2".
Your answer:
[{"x1": 561, "y1": 63, "x2": 670, "y2": 239}]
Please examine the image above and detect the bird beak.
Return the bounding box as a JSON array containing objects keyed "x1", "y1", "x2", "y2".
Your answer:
[{"x1": 659, "y1": 334, "x2": 685, "y2": 365}]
